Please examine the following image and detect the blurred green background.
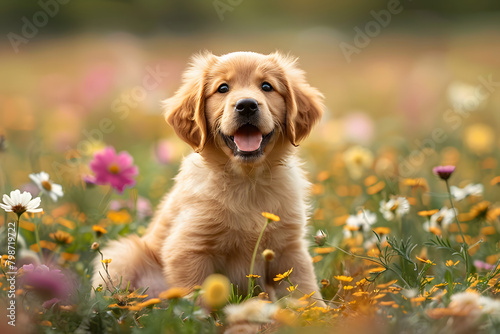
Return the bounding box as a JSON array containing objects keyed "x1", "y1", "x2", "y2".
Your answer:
[{"x1": 1, "y1": 0, "x2": 499, "y2": 206}]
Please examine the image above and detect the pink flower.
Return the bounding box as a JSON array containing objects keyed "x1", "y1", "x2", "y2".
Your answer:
[
  {"x1": 109, "y1": 196, "x2": 152, "y2": 219},
  {"x1": 474, "y1": 260, "x2": 495, "y2": 271},
  {"x1": 89, "y1": 147, "x2": 138, "y2": 193},
  {"x1": 432, "y1": 165, "x2": 456, "y2": 181},
  {"x1": 153, "y1": 139, "x2": 174, "y2": 165}
]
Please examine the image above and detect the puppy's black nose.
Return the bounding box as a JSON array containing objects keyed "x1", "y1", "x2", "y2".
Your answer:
[{"x1": 235, "y1": 98, "x2": 259, "y2": 116}]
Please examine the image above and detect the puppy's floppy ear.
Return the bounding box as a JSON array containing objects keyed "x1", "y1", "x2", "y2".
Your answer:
[
  {"x1": 164, "y1": 52, "x2": 216, "y2": 153},
  {"x1": 270, "y1": 53, "x2": 324, "y2": 146}
]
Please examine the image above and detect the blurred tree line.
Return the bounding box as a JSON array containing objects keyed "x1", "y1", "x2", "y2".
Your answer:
[{"x1": 1, "y1": 0, "x2": 499, "y2": 35}]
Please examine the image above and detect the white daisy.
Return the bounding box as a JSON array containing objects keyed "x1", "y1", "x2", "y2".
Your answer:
[
  {"x1": 430, "y1": 207, "x2": 456, "y2": 230},
  {"x1": 29, "y1": 171, "x2": 63, "y2": 202},
  {"x1": 379, "y1": 197, "x2": 410, "y2": 221},
  {"x1": 450, "y1": 183, "x2": 484, "y2": 201},
  {"x1": 225, "y1": 298, "x2": 278, "y2": 325},
  {"x1": 0, "y1": 189, "x2": 43, "y2": 216},
  {"x1": 345, "y1": 209, "x2": 377, "y2": 232}
]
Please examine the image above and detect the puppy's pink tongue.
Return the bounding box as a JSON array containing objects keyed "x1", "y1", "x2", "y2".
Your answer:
[{"x1": 233, "y1": 126, "x2": 262, "y2": 152}]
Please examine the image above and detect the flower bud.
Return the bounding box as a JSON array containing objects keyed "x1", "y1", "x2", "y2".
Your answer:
[
  {"x1": 314, "y1": 230, "x2": 327, "y2": 246},
  {"x1": 262, "y1": 249, "x2": 275, "y2": 262}
]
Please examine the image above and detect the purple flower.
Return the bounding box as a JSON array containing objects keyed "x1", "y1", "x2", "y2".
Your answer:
[
  {"x1": 432, "y1": 165, "x2": 456, "y2": 181},
  {"x1": 42, "y1": 298, "x2": 61, "y2": 309},
  {"x1": 89, "y1": 147, "x2": 139, "y2": 193},
  {"x1": 20, "y1": 264, "x2": 69, "y2": 302}
]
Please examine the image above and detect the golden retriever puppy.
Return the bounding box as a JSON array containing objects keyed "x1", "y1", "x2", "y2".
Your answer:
[{"x1": 92, "y1": 51, "x2": 325, "y2": 305}]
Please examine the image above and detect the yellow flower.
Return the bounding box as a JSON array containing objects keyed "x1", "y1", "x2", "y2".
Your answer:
[
  {"x1": 101, "y1": 258, "x2": 112, "y2": 264},
  {"x1": 159, "y1": 287, "x2": 189, "y2": 300},
  {"x1": 446, "y1": 260, "x2": 460, "y2": 267},
  {"x1": 334, "y1": 275, "x2": 353, "y2": 283},
  {"x1": 373, "y1": 227, "x2": 391, "y2": 235},
  {"x1": 464, "y1": 123, "x2": 494, "y2": 154},
  {"x1": 298, "y1": 291, "x2": 315, "y2": 301},
  {"x1": 287, "y1": 285, "x2": 298, "y2": 292},
  {"x1": 92, "y1": 225, "x2": 108, "y2": 236},
  {"x1": 343, "y1": 285, "x2": 354, "y2": 290},
  {"x1": 274, "y1": 268, "x2": 293, "y2": 282},
  {"x1": 273, "y1": 309, "x2": 298, "y2": 326},
  {"x1": 49, "y1": 230, "x2": 74, "y2": 244},
  {"x1": 246, "y1": 274, "x2": 261, "y2": 279},
  {"x1": 202, "y1": 274, "x2": 230, "y2": 308},
  {"x1": 343, "y1": 146, "x2": 374, "y2": 180},
  {"x1": 416, "y1": 256, "x2": 436, "y2": 266},
  {"x1": 261, "y1": 212, "x2": 280, "y2": 222},
  {"x1": 107, "y1": 210, "x2": 132, "y2": 224}
]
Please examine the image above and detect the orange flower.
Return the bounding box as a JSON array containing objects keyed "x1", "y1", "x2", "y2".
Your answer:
[
  {"x1": 92, "y1": 225, "x2": 108, "y2": 236},
  {"x1": 416, "y1": 256, "x2": 436, "y2": 266},
  {"x1": 404, "y1": 178, "x2": 429, "y2": 191},
  {"x1": 261, "y1": 212, "x2": 280, "y2": 222},
  {"x1": 159, "y1": 287, "x2": 189, "y2": 300},
  {"x1": 367, "y1": 180, "x2": 386, "y2": 195},
  {"x1": 491, "y1": 176, "x2": 500, "y2": 186},
  {"x1": 314, "y1": 247, "x2": 336, "y2": 254},
  {"x1": 50, "y1": 230, "x2": 74, "y2": 244},
  {"x1": 418, "y1": 209, "x2": 439, "y2": 217},
  {"x1": 334, "y1": 275, "x2": 353, "y2": 283}
]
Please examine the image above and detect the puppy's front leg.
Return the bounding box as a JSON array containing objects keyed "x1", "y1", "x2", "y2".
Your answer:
[{"x1": 162, "y1": 241, "x2": 215, "y2": 290}]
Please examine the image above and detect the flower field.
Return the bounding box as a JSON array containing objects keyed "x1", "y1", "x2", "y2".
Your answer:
[{"x1": 1, "y1": 31, "x2": 500, "y2": 334}]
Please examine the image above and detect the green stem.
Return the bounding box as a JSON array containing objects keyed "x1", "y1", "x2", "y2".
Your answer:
[
  {"x1": 248, "y1": 218, "x2": 270, "y2": 294},
  {"x1": 98, "y1": 186, "x2": 114, "y2": 213},
  {"x1": 34, "y1": 220, "x2": 43, "y2": 260},
  {"x1": 445, "y1": 179, "x2": 470, "y2": 275}
]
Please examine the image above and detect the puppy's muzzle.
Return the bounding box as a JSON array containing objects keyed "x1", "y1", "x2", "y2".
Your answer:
[
  {"x1": 235, "y1": 98, "x2": 259, "y2": 118},
  {"x1": 220, "y1": 97, "x2": 274, "y2": 161}
]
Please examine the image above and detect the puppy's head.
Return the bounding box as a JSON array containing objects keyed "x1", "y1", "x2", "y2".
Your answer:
[{"x1": 164, "y1": 51, "x2": 323, "y2": 165}]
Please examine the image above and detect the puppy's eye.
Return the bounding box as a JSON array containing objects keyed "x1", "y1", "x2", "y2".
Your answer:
[
  {"x1": 217, "y1": 83, "x2": 229, "y2": 93},
  {"x1": 261, "y1": 82, "x2": 273, "y2": 92}
]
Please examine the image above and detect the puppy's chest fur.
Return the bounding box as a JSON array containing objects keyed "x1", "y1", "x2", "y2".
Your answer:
[{"x1": 159, "y1": 154, "x2": 310, "y2": 279}]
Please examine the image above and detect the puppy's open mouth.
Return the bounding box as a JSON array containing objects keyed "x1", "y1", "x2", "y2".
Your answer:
[{"x1": 221, "y1": 124, "x2": 274, "y2": 160}]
